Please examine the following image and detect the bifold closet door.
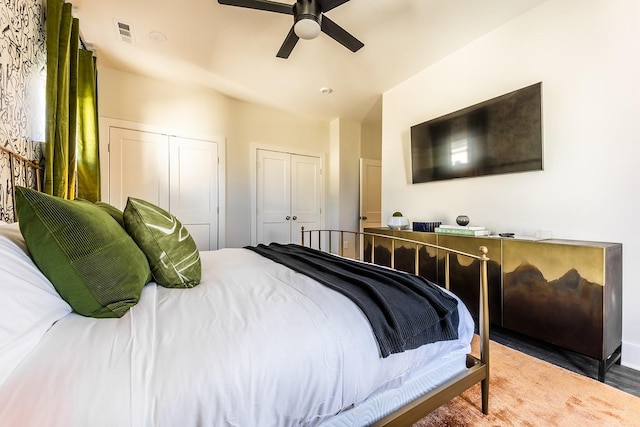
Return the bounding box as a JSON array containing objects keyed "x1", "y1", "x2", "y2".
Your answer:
[
  {"x1": 257, "y1": 150, "x2": 291, "y2": 245},
  {"x1": 108, "y1": 127, "x2": 169, "y2": 210},
  {"x1": 108, "y1": 128, "x2": 219, "y2": 251},
  {"x1": 256, "y1": 149, "x2": 321, "y2": 245},
  {"x1": 289, "y1": 154, "x2": 322, "y2": 244},
  {"x1": 169, "y1": 137, "x2": 219, "y2": 251}
]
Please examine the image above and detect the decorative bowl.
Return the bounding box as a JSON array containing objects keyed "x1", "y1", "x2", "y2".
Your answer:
[{"x1": 387, "y1": 216, "x2": 409, "y2": 230}]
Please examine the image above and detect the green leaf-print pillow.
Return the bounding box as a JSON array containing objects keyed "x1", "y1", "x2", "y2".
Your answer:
[{"x1": 123, "y1": 197, "x2": 201, "y2": 288}]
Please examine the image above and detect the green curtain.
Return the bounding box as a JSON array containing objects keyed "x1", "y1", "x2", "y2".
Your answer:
[
  {"x1": 45, "y1": 0, "x2": 100, "y2": 201},
  {"x1": 77, "y1": 50, "x2": 100, "y2": 201}
]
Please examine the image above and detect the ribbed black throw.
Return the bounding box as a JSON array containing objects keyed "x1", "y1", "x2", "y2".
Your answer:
[{"x1": 245, "y1": 243, "x2": 460, "y2": 357}]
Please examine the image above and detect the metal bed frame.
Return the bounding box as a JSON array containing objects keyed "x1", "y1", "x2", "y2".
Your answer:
[
  {"x1": 301, "y1": 227, "x2": 490, "y2": 425},
  {"x1": 2, "y1": 148, "x2": 490, "y2": 424},
  {"x1": 0, "y1": 145, "x2": 42, "y2": 221}
]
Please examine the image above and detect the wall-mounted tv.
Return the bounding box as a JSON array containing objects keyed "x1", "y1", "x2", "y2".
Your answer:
[{"x1": 410, "y1": 82, "x2": 542, "y2": 184}]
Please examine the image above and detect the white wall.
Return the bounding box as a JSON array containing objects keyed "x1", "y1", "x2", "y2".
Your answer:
[
  {"x1": 382, "y1": 0, "x2": 640, "y2": 369},
  {"x1": 361, "y1": 97, "x2": 382, "y2": 161},
  {"x1": 98, "y1": 67, "x2": 330, "y2": 248},
  {"x1": 328, "y1": 118, "x2": 361, "y2": 256},
  {"x1": 97, "y1": 68, "x2": 232, "y2": 137}
]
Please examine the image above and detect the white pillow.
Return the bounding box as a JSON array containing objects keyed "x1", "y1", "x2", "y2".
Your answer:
[{"x1": 0, "y1": 223, "x2": 71, "y2": 386}]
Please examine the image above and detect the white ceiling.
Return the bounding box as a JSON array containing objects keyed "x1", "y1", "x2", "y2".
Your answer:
[{"x1": 68, "y1": 0, "x2": 548, "y2": 121}]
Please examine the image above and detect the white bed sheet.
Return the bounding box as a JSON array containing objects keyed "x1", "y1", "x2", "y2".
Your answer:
[{"x1": 0, "y1": 248, "x2": 473, "y2": 427}]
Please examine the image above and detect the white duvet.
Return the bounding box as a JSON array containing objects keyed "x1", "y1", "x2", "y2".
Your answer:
[{"x1": 0, "y1": 247, "x2": 473, "y2": 427}]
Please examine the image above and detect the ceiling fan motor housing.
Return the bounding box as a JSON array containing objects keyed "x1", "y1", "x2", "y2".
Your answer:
[{"x1": 293, "y1": 0, "x2": 322, "y2": 39}]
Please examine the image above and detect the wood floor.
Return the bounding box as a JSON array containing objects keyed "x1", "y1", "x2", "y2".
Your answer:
[{"x1": 490, "y1": 326, "x2": 640, "y2": 398}]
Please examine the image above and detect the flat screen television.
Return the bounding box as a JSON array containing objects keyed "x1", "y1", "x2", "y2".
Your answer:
[{"x1": 410, "y1": 82, "x2": 542, "y2": 184}]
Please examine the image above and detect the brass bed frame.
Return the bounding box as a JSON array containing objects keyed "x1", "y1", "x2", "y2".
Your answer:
[
  {"x1": 0, "y1": 145, "x2": 42, "y2": 221},
  {"x1": 2, "y1": 148, "x2": 489, "y2": 425},
  {"x1": 301, "y1": 228, "x2": 490, "y2": 426}
]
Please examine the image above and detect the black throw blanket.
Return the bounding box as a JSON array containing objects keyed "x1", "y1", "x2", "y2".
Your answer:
[{"x1": 245, "y1": 243, "x2": 460, "y2": 358}]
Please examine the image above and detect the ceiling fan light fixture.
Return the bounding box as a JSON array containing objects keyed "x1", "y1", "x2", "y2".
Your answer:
[
  {"x1": 293, "y1": 0, "x2": 322, "y2": 40},
  {"x1": 294, "y1": 18, "x2": 321, "y2": 40}
]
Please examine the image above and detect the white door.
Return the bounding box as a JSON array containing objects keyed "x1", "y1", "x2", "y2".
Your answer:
[
  {"x1": 257, "y1": 150, "x2": 291, "y2": 244},
  {"x1": 290, "y1": 154, "x2": 322, "y2": 245},
  {"x1": 108, "y1": 128, "x2": 220, "y2": 251},
  {"x1": 169, "y1": 137, "x2": 219, "y2": 250},
  {"x1": 256, "y1": 150, "x2": 321, "y2": 245},
  {"x1": 108, "y1": 127, "x2": 169, "y2": 210},
  {"x1": 360, "y1": 158, "x2": 382, "y2": 231}
]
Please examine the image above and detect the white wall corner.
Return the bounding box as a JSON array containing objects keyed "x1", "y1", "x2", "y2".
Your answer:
[{"x1": 622, "y1": 340, "x2": 640, "y2": 371}]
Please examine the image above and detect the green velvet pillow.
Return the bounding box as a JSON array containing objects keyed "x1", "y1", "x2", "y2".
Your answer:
[
  {"x1": 74, "y1": 199, "x2": 124, "y2": 227},
  {"x1": 15, "y1": 187, "x2": 151, "y2": 318},
  {"x1": 94, "y1": 201, "x2": 124, "y2": 226},
  {"x1": 123, "y1": 197, "x2": 201, "y2": 288}
]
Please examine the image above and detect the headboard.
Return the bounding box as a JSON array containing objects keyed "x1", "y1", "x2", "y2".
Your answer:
[{"x1": 0, "y1": 144, "x2": 42, "y2": 222}]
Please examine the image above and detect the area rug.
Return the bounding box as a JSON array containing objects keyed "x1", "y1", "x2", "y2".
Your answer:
[{"x1": 413, "y1": 337, "x2": 640, "y2": 426}]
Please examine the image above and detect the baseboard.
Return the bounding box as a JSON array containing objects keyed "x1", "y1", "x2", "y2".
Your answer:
[{"x1": 622, "y1": 340, "x2": 640, "y2": 371}]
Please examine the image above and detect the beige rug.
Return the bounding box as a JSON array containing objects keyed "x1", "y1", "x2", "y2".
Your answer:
[{"x1": 413, "y1": 337, "x2": 640, "y2": 426}]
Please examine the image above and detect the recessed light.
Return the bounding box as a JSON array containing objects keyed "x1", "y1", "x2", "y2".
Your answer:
[
  {"x1": 320, "y1": 87, "x2": 333, "y2": 94},
  {"x1": 149, "y1": 31, "x2": 167, "y2": 43}
]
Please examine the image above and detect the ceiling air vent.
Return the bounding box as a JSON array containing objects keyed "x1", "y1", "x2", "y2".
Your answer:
[{"x1": 114, "y1": 20, "x2": 136, "y2": 45}]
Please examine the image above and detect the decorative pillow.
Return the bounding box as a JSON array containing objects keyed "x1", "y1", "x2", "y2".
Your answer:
[
  {"x1": 94, "y1": 201, "x2": 124, "y2": 226},
  {"x1": 123, "y1": 197, "x2": 201, "y2": 288},
  {"x1": 14, "y1": 186, "x2": 151, "y2": 318},
  {"x1": 0, "y1": 222, "x2": 71, "y2": 385},
  {"x1": 75, "y1": 199, "x2": 124, "y2": 226}
]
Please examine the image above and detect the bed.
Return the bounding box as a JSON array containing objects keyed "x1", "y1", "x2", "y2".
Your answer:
[{"x1": 0, "y1": 148, "x2": 490, "y2": 426}]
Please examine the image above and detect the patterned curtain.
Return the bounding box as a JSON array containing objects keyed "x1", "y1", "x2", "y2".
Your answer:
[{"x1": 45, "y1": 0, "x2": 100, "y2": 201}]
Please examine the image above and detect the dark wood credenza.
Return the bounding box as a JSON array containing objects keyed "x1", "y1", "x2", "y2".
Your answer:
[{"x1": 363, "y1": 228, "x2": 623, "y2": 382}]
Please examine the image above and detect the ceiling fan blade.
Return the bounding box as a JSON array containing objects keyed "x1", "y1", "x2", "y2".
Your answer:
[
  {"x1": 217, "y1": 0, "x2": 293, "y2": 15},
  {"x1": 317, "y1": 0, "x2": 350, "y2": 13},
  {"x1": 320, "y1": 16, "x2": 363, "y2": 52},
  {"x1": 276, "y1": 27, "x2": 300, "y2": 58}
]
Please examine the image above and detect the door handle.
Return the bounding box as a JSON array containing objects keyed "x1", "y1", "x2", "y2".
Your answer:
[
  {"x1": 286, "y1": 216, "x2": 291, "y2": 220},
  {"x1": 360, "y1": 216, "x2": 368, "y2": 220},
  {"x1": 292, "y1": 216, "x2": 297, "y2": 221}
]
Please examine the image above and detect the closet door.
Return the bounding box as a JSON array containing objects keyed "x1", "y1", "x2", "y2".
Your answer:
[
  {"x1": 108, "y1": 127, "x2": 169, "y2": 210},
  {"x1": 290, "y1": 154, "x2": 321, "y2": 245},
  {"x1": 169, "y1": 137, "x2": 219, "y2": 250},
  {"x1": 256, "y1": 150, "x2": 321, "y2": 245},
  {"x1": 108, "y1": 127, "x2": 220, "y2": 251},
  {"x1": 256, "y1": 150, "x2": 291, "y2": 244}
]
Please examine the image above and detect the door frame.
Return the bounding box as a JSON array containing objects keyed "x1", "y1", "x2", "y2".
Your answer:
[
  {"x1": 99, "y1": 117, "x2": 227, "y2": 248},
  {"x1": 250, "y1": 142, "x2": 326, "y2": 246}
]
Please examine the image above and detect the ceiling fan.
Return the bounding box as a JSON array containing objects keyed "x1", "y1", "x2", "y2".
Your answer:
[{"x1": 218, "y1": 0, "x2": 364, "y2": 59}]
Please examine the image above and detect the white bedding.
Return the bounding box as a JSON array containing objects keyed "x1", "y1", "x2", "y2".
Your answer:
[{"x1": 0, "y1": 237, "x2": 473, "y2": 426}]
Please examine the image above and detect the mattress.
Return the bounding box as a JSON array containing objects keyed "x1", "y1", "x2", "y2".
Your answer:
[
  {"x1": 0, "y1": 239, "x2": 474, "y2": 426},
  {"x1": 320, "y1": 350, "x2": 467, "y2": 426}
]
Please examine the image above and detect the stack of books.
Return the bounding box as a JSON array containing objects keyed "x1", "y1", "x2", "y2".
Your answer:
[{"x1": 434, "y1": 224, "x2": 490, "y2": 236}]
